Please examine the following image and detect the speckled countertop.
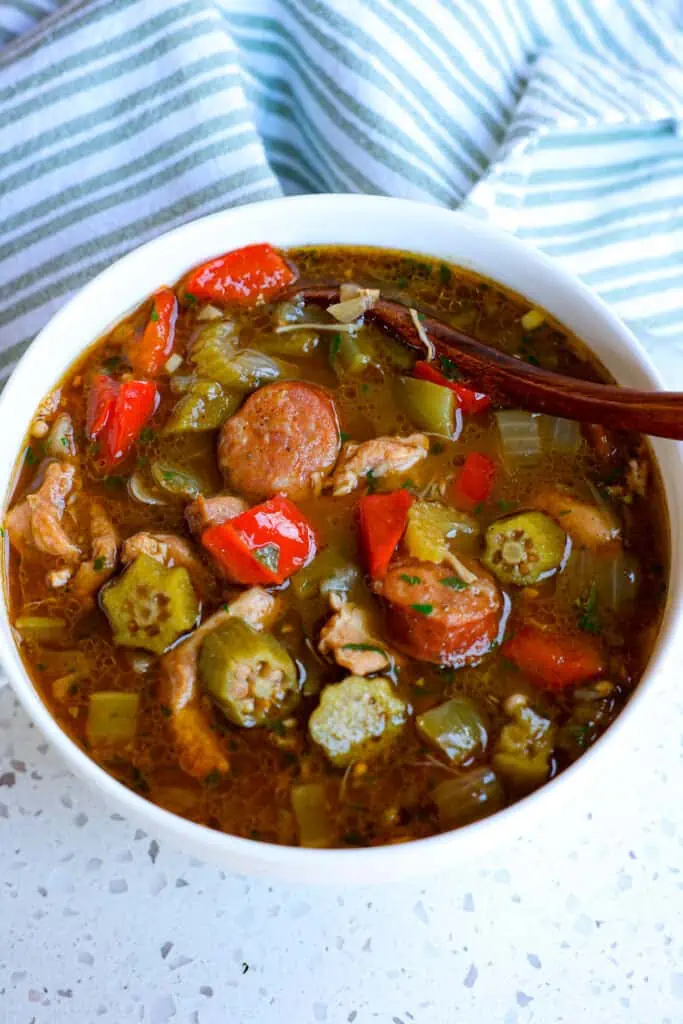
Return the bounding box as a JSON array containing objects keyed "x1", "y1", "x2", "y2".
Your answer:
[{"x1": 2, "y1": 335, "x2": 683, "y2": 1024}]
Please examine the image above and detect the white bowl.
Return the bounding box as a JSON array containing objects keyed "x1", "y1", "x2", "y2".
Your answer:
[{"x1": 1, "y1": 194, "x2": 681, "y2": 883}]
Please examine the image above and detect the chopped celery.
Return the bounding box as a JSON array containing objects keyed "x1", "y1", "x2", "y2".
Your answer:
[
  {"x1": 493, "y1": 697, "x2": 554, "y2": 792},
  {"x1": 164, "y1": 380, "x2": 238, "y2": 433},
  {"x1": 199, "y1": 618, "x2": 299, "y2": 727},
  {"x1": 495, "y1": 410, "x2": 542, "y2": 464},
  {"x1": 330, "y1": 331, "x2": 377, "y2": 375},
  {"x1": 260, "y1": 329, "x2": 319, "y2": 358},
  {"x1": 309, "y1": 676, "x2": 407, "y2": 766},
  {"x1": 291, "y1": 782, "x2": 335, "y2": 848},
  {"x1": 396, "y1": 376, "x2": 457, "y2": 438},
  {"x1": 191, "y1": 319, "x2": 237, "y2": 369},
  {"x1": 291, "y1": 547, "x2": 360, "y2": 601},
  {"x1": 101, "y1": 554, "x2": 199, "y2": 655},
  {"x1": 86, "y1": 691, "x2": 139, "y2": 745},
  {"x1": 483, "y1": 510, "x2": 567, "y2": 586},
  {"x1": 405, "y1": 501, "x2": 479, "y2": 564},
  {"x1": 416, "y1": 697, "x2": 488, "y2": 764},
  {"x1": 150, "y1": 461, "x2": 203, "y2": 500},
  {"x1": 432, "y1": 767, "x2": 504, "y2": 828}
]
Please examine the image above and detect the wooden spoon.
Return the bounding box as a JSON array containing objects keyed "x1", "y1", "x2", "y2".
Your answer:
[{"x1": 292, "y1": 284, "x2": 683, "y2": 441}]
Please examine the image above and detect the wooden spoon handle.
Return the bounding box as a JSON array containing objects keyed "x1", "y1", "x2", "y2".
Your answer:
[{"x1": 295, "y1": 285, "x2": 683, "y2": 441}]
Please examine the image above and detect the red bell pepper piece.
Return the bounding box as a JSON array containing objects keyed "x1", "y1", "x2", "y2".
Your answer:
[
  {"x1": 413, "y1": 361, "x2": 491, "y2": 414},
  {"x1": 450, "y1": 452, "x2": 496, "y2": 510},
  {"x1": 201, "y1": 495, "x2": 317, "y2": 585},
  {"x1": 184, "y1": 244, "x2": 296, "y2": 306},
  {"x1": 503, "y1": 626, "x2": 605, "y2": 691},
  {"x1": 129, "y1": 287, "x2": 178, "y2": 375},
  {"x1": 358, "y1": 489, "x2": 414, "y2": 579},
  {"x1": 88, "y1": 376, "x2": 158, "y2": 468},
  {"x1": 87, "y1": 373, "x2": 118, "y2": 440}
]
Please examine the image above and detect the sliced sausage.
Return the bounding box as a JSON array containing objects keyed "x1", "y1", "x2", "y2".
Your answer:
[
  {"x1": 218, "y1": 382, "x2": 340, "y2": 502},
  {"x1": 375, "y1": 557, "x2": 503, "y2": 667}
]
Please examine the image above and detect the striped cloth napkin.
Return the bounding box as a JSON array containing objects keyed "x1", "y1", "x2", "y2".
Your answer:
[{"x1": 1, "y1": 0, "x2": 682, "y2": 388}]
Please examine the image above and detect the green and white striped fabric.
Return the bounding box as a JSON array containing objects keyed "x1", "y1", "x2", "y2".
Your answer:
[{"x1": 1, "y1": 0, "x2": 682, "y2": 386}]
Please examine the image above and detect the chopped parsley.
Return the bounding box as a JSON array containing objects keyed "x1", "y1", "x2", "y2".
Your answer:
[
  {"x1": 60, "y1": 436, "x2": 69, "y2": 449},
  {"x1": 410, "y1": 603, "x2": 433, "y2": 615},
  {"x1": 93, "y1": 556, "x2": 106, "y2": 572},
  {"x1": 400, "y1": 573, "x2": 422, "y2": 585},
  {"x1": 365, "y1": 468, "x2": 378, "y2": 493},
  {"x1": 160, "y1": 705, "x2": 172, "y2": 718},
  {"x1": 204, "y1": 769, "x2": 222, "y2": 786},
  {"x1": 183, "y1": 292, "x2": 198, "y2": 306},
  {"x1": 25, "y1": 446, "x2": 37, "y2": 465},
  {"x1": 396, "y1": 275, "x2": 409, "y2": 289},
  {"x1": 140, "y1": 427, "x2": 156, "y2": 443},
  {"x1": 253, "y1": 543, "x2": 280, "y2": 573},
  {"x1": 441, "y1": 576, "x2": 469, "y2": 590},
  {"x1": 438, "y1": 355, "x2": 463, "y2": 381},
  {"x1": 576, "y1": 582, "x2": 601, "y2": 635},
  {"x1": 102, "y1": 355, "x2": 124, "y2": 373},
  {"x1": 496, "y1": 499, "x2": 517, "y2": 513},
  {"x1": 104, "y1": 475, "x2": 126, "y2": 490},
  {"x1": 430, "y1": 441, "x2": 445, "y2": 455},
  {"x1": 330, "y1": 333, "x2": 342, "y2": 360},
  {"x1": 150, "y1": 304, "x2": 159, "y2": 322},
  {"x1": 572, "y1": 724, "x2": 591, "y2": 749},
  {"x1": 339, "y1": 431, "x2": 351, "y2": 443},
  {"x1": 439, "y1": 263, "x2": 452, "y2": 286},
  {"x1": 473, "y1": 502, "x2": 484, "y2": 516}
]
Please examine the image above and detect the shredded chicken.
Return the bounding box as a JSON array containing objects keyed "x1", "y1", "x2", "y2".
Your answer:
[
  {"x1": 6, "y1": 462, "x2": 80, "y2": 561},
  {"x1": 121, "y1": 531, "x2": 215, "y2": 596},
  {"x1": 159, "y1": 590, "x2": 283, "y2": 778},
  {"x1": 318, "y1": 593, "x2": 392, "y2": 676},
  {"x1": 71, "y1": 503, "x2": 119, "y2": 599},
  {"x1": 329, "y1": 433, "x2": 429, "y2": 496},
  {"x1": 185, "y1": 494, "x2": 248, "y2": 536}
]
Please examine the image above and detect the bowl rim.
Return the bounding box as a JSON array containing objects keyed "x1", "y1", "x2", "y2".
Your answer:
[{"x1": 2, "y1": 192, "x2": 682, "y2": 878}]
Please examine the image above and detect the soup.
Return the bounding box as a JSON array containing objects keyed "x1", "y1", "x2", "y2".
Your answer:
[{"x1": 3, "y1": 245, "x2": 668, "y2": 848}]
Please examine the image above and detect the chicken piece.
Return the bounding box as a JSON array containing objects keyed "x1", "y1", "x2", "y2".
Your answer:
[
  {"x1": 185, "y1": 494, "x2": 248, "y2": 537},
  {"x1": 225, "y1": 586, "x2": 283, "y2": 629},
  {"x1": 329, "y1": 434, "x2": 429, "y2": 496},
  {"x1": 71, "y1": 503, "x2": 119, "y2": 599},
  {"x1": 159, "y1": 590, "x2": 283, "y2": 778},
  {"x1": 121, "y1": 531, "x2": 215, "y2": 596},
  {"x1": 533, "y1": 487, "x2": 620, "y2": 552},
  {"x1": 47, "y1": 567, "x2": 73, "y2": 589},
  {"x1": 318, "y1": 593, "x2": 393, "y2": 676},
  {"x1": 6, "y1": 462, "x2": 80, "y2": 561}
]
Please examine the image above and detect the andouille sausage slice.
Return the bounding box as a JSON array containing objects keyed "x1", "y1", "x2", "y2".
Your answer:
[
  {"x1": 375, "y1": 557, "x2": 504, "y2": 667},
  {"x1": 218, "y1": 381, "x2": 340, "y2": 502}
]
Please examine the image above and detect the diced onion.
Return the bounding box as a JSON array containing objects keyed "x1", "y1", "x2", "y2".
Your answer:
[
  {"x1": 521, "y1": 308, "x2": 545, "y2": 331},
  {"x1": 128, "y1": 470, "x2": 167, "y2": 506},
  {"x1": 495, "y1": 410, "x2": 542, "y2": 464},
  {"x1": 197, "y1": 304, "x2": 223, "y2": 321},
  {"x1": 327, "y1": 285, "x2": 380, "y2": 324},
  {"x1": 541, "y1": 416, "x2": 581, "y2": 454},
  {"x1": 164, "y1": 353, "x2": 183, "y2": 374}
]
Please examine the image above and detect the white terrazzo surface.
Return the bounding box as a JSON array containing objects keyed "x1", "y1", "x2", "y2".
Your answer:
[{"x1": 2, "y1": 332, "x2": 683, "y2": 1024}]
